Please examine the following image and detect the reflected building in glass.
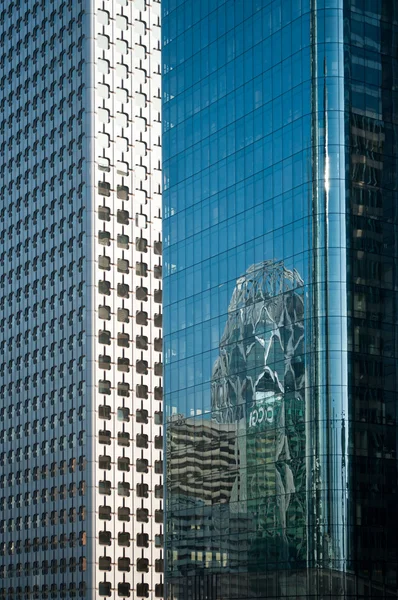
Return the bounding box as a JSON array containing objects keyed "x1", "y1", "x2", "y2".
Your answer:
[{"x1": 163, "y1": 0, "x2": 398, "y2": 598}]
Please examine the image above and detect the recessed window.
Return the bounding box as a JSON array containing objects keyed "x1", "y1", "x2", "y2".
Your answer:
[
  {"x1": 99, "y1": 455, "x2": 111, "y2": 470},
  {"x1": 117, "y1": 431, "x2": 130, "y2": 446},
  {"x1": 137, "y1": 558, "x2": 149, "y2": 573},
  {"x1": 99, "y1": 354, "x2": 111, "y2": 370},
  {"x1": 97, "y1": 58, "x2": 110, "y2": 75},
  {"x1": 99, "y1": 256, "x2": 111, "y2": 271},
  {"x1": 98, "y1": 305, "x2": 111, "y2": 319},
  {"x1": 99, "y1": 556, "x2": 111, "y2": 571},
  {"x1": 117, "y1": 161, "x2": 129, "y2": 176},
  {"x1": 116, "y1": 87, "x2": 128, "y2": 103},
  {"x1": 118, "y1": 557, "x2": 130, "y2": 571},
  {"x1": 136, "y1": 384, "x2": 148, "y2": 399},
  {"x1": 136, "y1": 286, "x2": 148, "y2": 301},
  {"x1": 136, "y1": 483, "x2": 148, "y2": 498},
  {"x1": 99, "y1": 582, "x2": 111, "y2": 597},
  {"x1": 115, "y1": 14, "x2": 128, "y2": 30},
  {"x1": 136, "y1": 359, "x2": 148, "y2": 374},
  {"x1": 136, "y1": 507, "x2": 149, "y2": 522},
  {"x1": 98, "y1": 108, "x2": 110, "y2": 123},
  {"x1": 136, "y1": 459, "x2": 148, "y2": 474},
  {"x1": 136, "y1": 237, "x2": 147, "y2": 252},
  {"x1": 137, "y1": 583, "x2": 149, "y2": 598},
  {"x1": 118, "y1": 507, "x2": 130, "y2": 522},
  {"x1": 117, "y1": 332, "x2": 129, "y2": 347},
  {"x1": 99, "y1": 231, "x2": 111, "y2": 246},
  {"x1": 137, "y1": 533, "x2": 149, "y2": 548},
  {"x1": 117, "y1": 185, "x2": 129, "y2": 200},
  {"x1": 117, "y1": 308, "x2": 129, "y2": 323},
  {"x1": 116, "y1": 62, "x2": 128, "y2": 78},
  {"x1": 117, "y1": 357, "x2": 130, "y2": 372},
  {"x1": 117, "y1": 233, "x2": 129, "y2": 248},
  {"x1": 136, "y1": 433, "x2": 148, "y2": 448},
  {"x1": 117, "y1": 457, "x2": 130, "y2": 472},
  {"x1": 99, "y1": 506, "x2": 111, "y2": 520},
  {"x1": 98, "y1": 429, "x2": 111, "y2": 444},
  {"x1": 117, "y1": 381, "x2": 130, "y2": 396},
  {"x1": 136, "y1": 408, "x2": 148, "y2": 424},
  {"x1": 98, "y1": 405, "x2": 111, "y2": 420},
  {"x1": 97, "y1": 34, "x2": 110, "y2": 50},
  {"x1": 136, "y1": 335, "x2": 148, "y2": 349},
  {"x1": 98, "y1": 181, "x2": 111, "y2": 196},
  {"x1": 98, "y1": 133, "x2": 110, "y2": 148},
  {"x1": 117, "y1": 209, "x2": 129, "y2": 225},
  {"x1": 98, "y1": 206, "x2": 111, "y2": 221},
  {"x1": 136, "y1": 262, "x2": 147, "y2": 276},
  {"x1": 117, "y1": 482, "x2": 130, "y2": 497},
  {"x1": 99, "y1": 380, "x2": 111, "y2": 395},
  {"x1": 155, "y1": 509, "x2": 163, "y2": 523},
  {"x1": 117, "y1": 407, "x2": 129, "y2": 422},
  {"x1": 98, "y1": 280, "x2": 111, "y2": 296},
  {"x1": 97, "y1": 10, "x2": 110, "y2": 25},
  {"x1": 118, "y1": 582, "x2": 131, "y2": 597},
  {"x1": 117, "y1": 283, "x2": 129, "y2": 298},
  {"x1": 99, "y1": 329, "x2": 111, "y2": 345},
  {"x1": 118, "y1": 532, "x2": 130, "y2": 546},
  {"x1": 98, "y1": 481, "x2": 111, "y2": 496},
  {"x1": 117, "y1": 258, "x2": 129, "y2": 273},
  {"x1": 98, "y1": 157, "x2": 110, "y2": 172},
  {"x1": 155, "y1": 484, "x2": 163, "y2": 499},
  {"x1": 154, "y1": 241, "x2": 162, "y2": 255},
  {"x1": 115, "y1": 39, "x2": 128, "y2": 54},
  {"x1": 116, "y1": 111, "x2": 128, "y2": 127}
]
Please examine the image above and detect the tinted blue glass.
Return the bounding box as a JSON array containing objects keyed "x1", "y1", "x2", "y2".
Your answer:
[
  {"x1": 164, "y1": 0, "x2": 398, "y2": 598},
  {"x1": 164, "y1": 0, "x2": 316, "y2": 597}
]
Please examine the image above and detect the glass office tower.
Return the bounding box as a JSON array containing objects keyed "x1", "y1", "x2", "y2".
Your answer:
[
  {"x1": 0, "y1": 0, "x2": 163, "y2": 598},
  {"x1": 163, "y1": 0, "x2": 398, "y2": 598}
]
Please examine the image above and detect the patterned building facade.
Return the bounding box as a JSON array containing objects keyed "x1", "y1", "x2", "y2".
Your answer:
[{"x1": 0, "y1": 0, "x2": 163, "y2": 598}]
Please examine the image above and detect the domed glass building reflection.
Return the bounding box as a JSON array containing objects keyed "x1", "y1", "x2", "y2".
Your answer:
[{"x1": 211, "y1": 261, "x2": 307, "y2": 568}]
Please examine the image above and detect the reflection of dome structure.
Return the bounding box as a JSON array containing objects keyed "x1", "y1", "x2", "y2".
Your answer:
[
  {"x1": 211, "y1": 260, "x2": 305, "y2": 423},
  {"x1": 210, "y1": 261, "x2": 307, "y2": 565}
]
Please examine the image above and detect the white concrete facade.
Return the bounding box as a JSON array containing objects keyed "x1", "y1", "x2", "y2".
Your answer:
[{"x1": 92, "y1": 0, "x2": 163, "y2": 597}]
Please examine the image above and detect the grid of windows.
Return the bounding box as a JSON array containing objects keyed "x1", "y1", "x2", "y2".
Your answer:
[
  {"x1": 93, "y1": 0, "x2": 164, "y2": 598},
  {"x1": 0, "y1": 1, "x2": 88, "y2": 598},
  {"x1": 0, "y1": 0, "x2": 163, "y2": 598}
]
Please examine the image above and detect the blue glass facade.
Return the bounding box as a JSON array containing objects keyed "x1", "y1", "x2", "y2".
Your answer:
[{"x1": 163, "y1": 0, "x2": 398, "y2": 598}]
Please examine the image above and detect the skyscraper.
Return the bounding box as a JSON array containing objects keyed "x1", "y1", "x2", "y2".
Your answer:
[
  {"x1": 0, "y1": 0, "x2": 163, "y2": 598},
  {"x1": 163, "y1": 1, "x2": 398, "y2": 598}
]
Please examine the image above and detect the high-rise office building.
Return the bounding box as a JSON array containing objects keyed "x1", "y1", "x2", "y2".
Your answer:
[
  {"x1": 0, "y1": 0, "x2": 163, "y2": 598},
  {"x1": 163, "y1": 1, "x2": 398, "y2": 598}
]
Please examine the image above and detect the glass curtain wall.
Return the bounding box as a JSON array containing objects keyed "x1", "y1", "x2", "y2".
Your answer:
[
  {"x1": 345, "y1": 0, "x2": 398, "y2": 595},
  {"x1": 163, "y1": 0, "x2": 398, "y2": 598}
]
